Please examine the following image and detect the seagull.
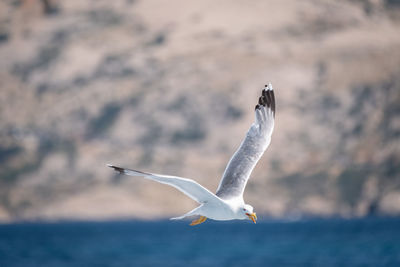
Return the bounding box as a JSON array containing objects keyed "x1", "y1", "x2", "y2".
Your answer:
[{"x1": 108, "y1": 83, "x2": 275, "y2": 225}]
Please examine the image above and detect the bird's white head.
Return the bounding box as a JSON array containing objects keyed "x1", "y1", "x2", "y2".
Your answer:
[{"x1": 242, "y1": 204, "x2": 257, "y2": 224}]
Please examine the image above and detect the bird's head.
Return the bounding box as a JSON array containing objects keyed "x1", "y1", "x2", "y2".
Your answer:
[{"x1": 242, "y1": 204, "x2": 257, "y2": 223}]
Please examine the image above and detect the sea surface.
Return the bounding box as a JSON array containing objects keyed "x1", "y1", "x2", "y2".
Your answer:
[{"x1": 0, "y1": 217, "x2": 399, "y2": 267}]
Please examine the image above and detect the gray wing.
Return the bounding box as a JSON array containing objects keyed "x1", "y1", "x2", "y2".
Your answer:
[
  {"x1": 216, "y1": 83, "x2": 275, "y2": 200},
  {"x1": 107, "y1": 164, "x2": 223, "y2": 204}
]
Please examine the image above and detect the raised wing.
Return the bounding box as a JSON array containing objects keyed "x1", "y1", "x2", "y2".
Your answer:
[
  {"x1": 216, "y1": 83, "x2": 275, "y2": 200},
  {"x1": 107, "y1": 164, "x2": 222, "y2": 204}
]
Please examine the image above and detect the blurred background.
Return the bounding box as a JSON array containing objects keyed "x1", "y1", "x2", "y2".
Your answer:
[
  {"x1": 2, "y1": 1, "x2": 400, "y2": 266},
  {"x1": 1, "y1": 0, "x2": 400, "y2": 223}
]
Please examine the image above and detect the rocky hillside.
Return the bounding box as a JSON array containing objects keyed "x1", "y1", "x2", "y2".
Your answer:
[{"x1": 1, "y1": 0, "x2": 400, "y2": 221}]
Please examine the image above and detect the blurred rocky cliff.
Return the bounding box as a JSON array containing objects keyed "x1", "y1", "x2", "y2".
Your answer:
[{"x1": 1, "y1": 0, "x2": 400, "y2": 221}]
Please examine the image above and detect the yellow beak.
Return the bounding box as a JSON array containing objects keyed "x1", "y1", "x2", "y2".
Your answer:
[{"x1": 246, "y1": 212, "x2": 257, "y2": 223}]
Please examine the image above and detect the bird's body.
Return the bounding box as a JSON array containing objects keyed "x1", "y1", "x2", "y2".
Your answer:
[
  {"x1": 108, "y1": 83, "x2": 275, "y2": 225},
  {"x1": 175, "y1": 196, "x2": 246, "y2": 221}
]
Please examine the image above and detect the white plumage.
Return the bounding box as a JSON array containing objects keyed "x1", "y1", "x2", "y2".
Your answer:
[{"x1": 108, "y1": 83, "x2": 275, "y2": 225}]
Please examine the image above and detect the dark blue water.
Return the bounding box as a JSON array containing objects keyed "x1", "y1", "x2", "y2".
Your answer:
[{"x1": 0, "y1": 217, "x2": 399, "y2": 267}]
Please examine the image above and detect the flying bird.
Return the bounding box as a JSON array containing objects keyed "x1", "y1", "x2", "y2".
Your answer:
[{"x1": 108, "y1": 83, "x2": 275, "y2": 225}]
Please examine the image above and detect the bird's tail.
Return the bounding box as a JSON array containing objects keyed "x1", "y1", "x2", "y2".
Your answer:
[
  {"x1": 170, "y1": 205, "x2": 202, "y2": 220},
  {"x1": 170, "y1": 214, "x2": 188, "y2": 220}
]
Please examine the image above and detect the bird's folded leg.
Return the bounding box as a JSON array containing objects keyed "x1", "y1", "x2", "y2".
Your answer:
[{"x1": 190, "y1": 216, "x2": 207, "y2": 226}]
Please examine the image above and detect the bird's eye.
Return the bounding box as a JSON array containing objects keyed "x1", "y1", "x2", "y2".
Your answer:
[{"x1": 243, "y1": 209, "x2": 246, "y2": 211}]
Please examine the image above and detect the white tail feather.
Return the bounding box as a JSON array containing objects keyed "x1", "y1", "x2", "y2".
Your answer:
[{"x1": 169, "y1": 205, "x2": 202, "y2": 220}]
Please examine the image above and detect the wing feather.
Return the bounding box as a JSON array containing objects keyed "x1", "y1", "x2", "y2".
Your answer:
[
  {"x1": 216, "y1": 83, "x2": 275, "y2": 199},
  {"x1": 107, "y1": 164, "x2": 222, "y2": 204}
]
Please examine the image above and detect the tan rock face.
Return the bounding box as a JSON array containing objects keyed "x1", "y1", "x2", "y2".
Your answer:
[{"x1": 0, "y1": 0, "x2": 400, "y2": 221}]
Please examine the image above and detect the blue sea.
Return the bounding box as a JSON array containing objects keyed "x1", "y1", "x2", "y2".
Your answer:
[{"x1": 0, "y1": 217, "x2": 399, "y2": 267}]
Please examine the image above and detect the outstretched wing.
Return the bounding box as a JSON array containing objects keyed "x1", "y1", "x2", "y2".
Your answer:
[
  {"x1": 216, "y1": 83, "x2": 275, "y2": 200},
  {"x1": 107, "y1": 164, "x2": 222, "y2": 204}
]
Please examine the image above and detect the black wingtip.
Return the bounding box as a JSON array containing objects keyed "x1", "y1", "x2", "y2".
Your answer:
[
  {"x1": 107, "y1": 164, "x2": 124, "y2": 174},
  {"x1": 255, "y1": 83, "x2": 275, "y2": 116}
]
